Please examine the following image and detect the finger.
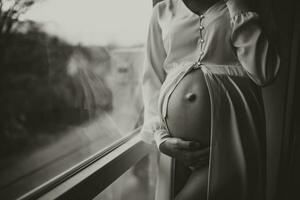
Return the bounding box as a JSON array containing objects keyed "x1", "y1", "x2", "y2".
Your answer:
[
  {"x1": 189, "y1": 153, "x2": 210, "y2": 166},
  {"x1": 189, "y1": 160, "x2": 209, "y2": 170},
  {"x1": 187, "y1": 146, "x2": 210, "y2": 155},
  {"x1": 172, "y1": 138, "x2": 202, "y2": 150},
  {"x1": 174, "y1": 146, "x2": 209, "y2": 157},
  {"x1": 186, "y1": 147, "x2": 210, "y2": 164},
  {"x1": 172, "y1": 146, "x2": 210, "y2": 166},
  {"x1": 172, "y1": 151, "x2": 203, "y2": 166},
  {"x1": 180, "y1": 147, "x2": 210, "y2": 161}
]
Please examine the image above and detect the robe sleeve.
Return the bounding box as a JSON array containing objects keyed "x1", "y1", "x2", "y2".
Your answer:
[
  {"x1": 226, "y1": 0, "x2": 280, "y2": 86},
  {"x1": 141, "y1": 5, "x2": 169, "y2": 148}
]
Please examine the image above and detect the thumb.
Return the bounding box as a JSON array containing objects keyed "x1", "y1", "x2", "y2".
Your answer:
[{"x1": 171, "y1": 138, "x2": 202, "y2": 150}]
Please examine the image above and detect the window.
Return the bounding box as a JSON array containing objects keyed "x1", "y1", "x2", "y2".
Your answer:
[
  {"x1": 0, "y1": 0, "x2": 153, "y2": 199},
  {"x1": 94, "y1": 152, "x2": 158, "y2": 200}
]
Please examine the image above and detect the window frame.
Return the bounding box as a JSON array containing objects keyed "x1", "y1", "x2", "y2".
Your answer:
[
  {"x1": 1, "y1": 0, "x2": 156, "y2": 198},
  {"x1": 14, "y1": 128, "x2": 153, "y2": 200}
]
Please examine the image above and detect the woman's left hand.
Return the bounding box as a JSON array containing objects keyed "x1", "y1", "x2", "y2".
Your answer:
[
  {"x1": 188, "y1": 147, "x2": 210, "y2": 169},
  {"x1": 159, "y1": 137, "x2": 210, "y2": 168}
]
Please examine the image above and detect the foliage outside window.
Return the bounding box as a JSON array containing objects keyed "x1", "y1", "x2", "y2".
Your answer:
[{"x1": 0, "y1": 0, "x2": 153, "y2": 199}]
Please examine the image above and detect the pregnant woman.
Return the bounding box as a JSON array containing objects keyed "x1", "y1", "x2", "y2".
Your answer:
[{"x1": 141, "y1": 0, "x2": 280, "y2": 199}]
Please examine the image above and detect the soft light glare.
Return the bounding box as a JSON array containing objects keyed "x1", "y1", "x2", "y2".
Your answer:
[
  {"x1": 23, "y1": 0, "x2": 153, "y2": 46},
  {"x1": 2, "y1": 0, "x2": 15, "y2": 12}
]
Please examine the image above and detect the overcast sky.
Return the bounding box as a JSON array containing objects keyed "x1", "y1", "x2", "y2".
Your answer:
[{"x1": 23, "y1": 0, "x2": 152, "y2": 46}]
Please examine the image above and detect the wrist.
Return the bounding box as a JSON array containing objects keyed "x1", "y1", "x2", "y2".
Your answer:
[
  {"x1": 158, "y1": 138, "x2": 176, "y2": 158},
  {"x1": 158, "y1": 139, "x2": 169, "y2": 153},
  {"x1": 154, "y1": 130, "x2": 170, "y2": 149}
]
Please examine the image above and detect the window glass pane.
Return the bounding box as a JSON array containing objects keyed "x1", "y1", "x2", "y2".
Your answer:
[
  {"x1": 94, "y1": 152, "x2": 158, "y2": 200},
  {"x1": 0, "y1": 0, "x2": 152, "y2": 198}
]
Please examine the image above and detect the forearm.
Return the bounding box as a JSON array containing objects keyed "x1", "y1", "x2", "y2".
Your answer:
[{"x1": 226, "y1": 0, "x2": 280, "y2": 86}]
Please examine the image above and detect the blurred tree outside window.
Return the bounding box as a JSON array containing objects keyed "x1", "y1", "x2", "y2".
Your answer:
[{"x1": 0, "y1": 0, "x2": 154, "y2": 199}]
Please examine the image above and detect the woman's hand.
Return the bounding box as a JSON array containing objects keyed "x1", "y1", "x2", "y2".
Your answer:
[{"x1": 159, "y1": 137, "x2": 210, "y2": 168}]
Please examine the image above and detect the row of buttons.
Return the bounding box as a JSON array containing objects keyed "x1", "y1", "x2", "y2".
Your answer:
[{"x1": 198, "y1": 14, "x2": 205, "y2": 60}]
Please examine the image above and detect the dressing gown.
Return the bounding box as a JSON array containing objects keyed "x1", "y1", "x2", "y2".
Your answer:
[{"x1": 141, "y1": 0, "x2": 280, "y2": 199}]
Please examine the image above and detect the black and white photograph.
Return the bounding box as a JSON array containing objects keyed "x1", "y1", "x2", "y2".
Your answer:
[{"x1": 0, "y1": 0, "x2": 299, "y2": 199}]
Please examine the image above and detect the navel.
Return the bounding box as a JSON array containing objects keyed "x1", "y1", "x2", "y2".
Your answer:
[{"x1": 185, "y1": 92, "x2": 197, "y2": 102}]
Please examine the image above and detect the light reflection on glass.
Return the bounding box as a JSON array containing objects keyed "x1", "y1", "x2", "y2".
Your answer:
[{"x1": 0, "y1": 0, "x2": 151, "y2": 198}]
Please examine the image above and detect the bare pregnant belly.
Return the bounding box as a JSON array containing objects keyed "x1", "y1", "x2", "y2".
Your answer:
[{"x1": 166, "y1": 68, "x2": 211, "y2": 147}]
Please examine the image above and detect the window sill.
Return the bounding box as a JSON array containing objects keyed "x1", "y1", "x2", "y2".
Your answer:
[{"x1": 18, "y1": 130, "x2": 154, "y2": 200}]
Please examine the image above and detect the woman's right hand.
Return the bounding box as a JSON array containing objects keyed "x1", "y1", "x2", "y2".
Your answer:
[{"x1": 159, "y1": 137, "x2": 210, "y2": 168}]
